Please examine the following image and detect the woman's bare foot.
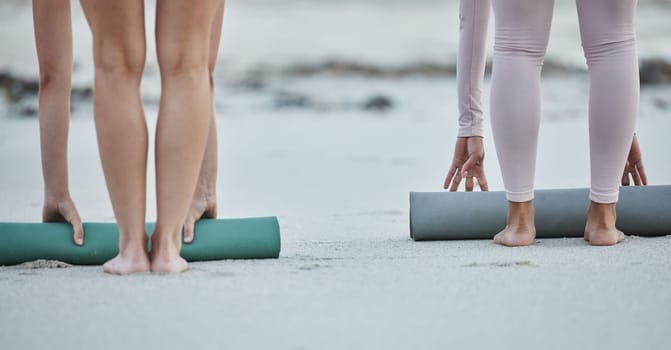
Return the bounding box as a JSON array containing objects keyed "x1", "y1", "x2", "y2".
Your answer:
[
  {"x1": 494, "y1": 200, "x2": 536, "y2": 247},
  {"x1": 150, "y1": 229, "x2": 188, "y2": 273},
  {"x1": 584, "y1": 201, "x2": 625, "y2": 246},
  {"x1": 103, "y1": 235, "x2": 151, "y2": 275}
]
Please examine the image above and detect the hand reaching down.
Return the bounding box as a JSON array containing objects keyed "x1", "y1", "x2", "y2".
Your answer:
[
  {"x1": 444, "y1": 136, "x2": 489, "y2": 192},
  {"x1": 183, "y1": 198, "x2": 217, "y2": 244},
  {"x1": 43, "y1": 197, "x2": 84, "y2": 246},
  {"x1": 622, "y1": 133, "x2": 647, "y2": 186}
]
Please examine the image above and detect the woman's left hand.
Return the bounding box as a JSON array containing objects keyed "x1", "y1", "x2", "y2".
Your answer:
[
  {"x1": 622, "y1": 133, "x2": 647, "y2": 186},
  {"x1": 183, "y1": 197, "x2": 217, "y2": 244}
]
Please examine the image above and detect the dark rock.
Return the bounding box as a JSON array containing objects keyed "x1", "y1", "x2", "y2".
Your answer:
[
  {"x1": 277, "y1": 59, "x2": 583, "y2": 79},
  {"x1": 19, "y1": 105, "x2": 38, "y2": 117},
  {"x1": 362, "y1": 95, "x2": 393, "y2": 112},
  {"x1": 1, "y1": 70, "x2": 93, "y2": 104},
  {"x1": 274, "y1": 91, "x2": 312, "y2": 109},
  {"x1": 71, "y1": 86, "x2": 93, "y2": 100},
  {"x1": 653, "y1": 98, "x2": 669, "y2": 110},
  {"x1": 282, "y1": 60, "x2": 455, "y2": 78},
  {"x1": 237, "y1": 77, "x2": 265, "y2": 91},
  {"x1": 0, "y1": 72, "x2": 39, "y2": 102},
  {"x1": 640, "y1": 59, "x2": 671, "y2": 85}
]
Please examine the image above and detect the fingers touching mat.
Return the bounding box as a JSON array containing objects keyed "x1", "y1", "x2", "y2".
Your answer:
[
  {"x1": 409, "y1": 185, "x2": 671, "y2": 241},
  {"x1": 0, "y1": 217, "x2": 281, "y2": 266}
]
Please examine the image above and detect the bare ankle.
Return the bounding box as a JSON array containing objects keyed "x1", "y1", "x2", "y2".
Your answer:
[
  {"x1": 507, "y1": 200, "x2": 535, "y2": 228},
  {"x1": 103, "y1": 234, "x2": 150, "y2": 275},
  {"x1": 118, "y1": 231, "x2": 148, "y2": 251},
  {"x1": 587, "y1": 201, "x2": 617, "y2": 228},
  {"x1": 150, "y1": 229, "x2": 182, "y2": 257},
  {"x1": 149, "y1": 230, "x2": 188, "y2": 273}
]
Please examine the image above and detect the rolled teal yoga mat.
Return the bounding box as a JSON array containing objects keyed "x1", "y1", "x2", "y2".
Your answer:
[
  {"x1": 0, "y1": 217, "x2": 281, "y2": 266},
  {"x1": 409, "y1": 185, "x2": 671, "y2": 241}
]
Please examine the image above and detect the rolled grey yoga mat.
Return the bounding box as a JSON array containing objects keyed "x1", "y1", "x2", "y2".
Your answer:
[{"x1": 409, "y1": 185, "x2": 671, "y2": 241}]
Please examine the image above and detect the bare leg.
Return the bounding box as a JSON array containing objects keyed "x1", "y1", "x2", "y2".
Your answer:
[
  {"x1": 151, "y1": 0, "x2": 224, "y2": 273},
  {"x1": 183, "y1": 1, "x2": 225, "y2": 243},
  {"x1": 33, "y1": 0, "x2": 85, "y2": 245},
  {"x1": 80, "y1": 0, "x2": 150, "y2": 274}
]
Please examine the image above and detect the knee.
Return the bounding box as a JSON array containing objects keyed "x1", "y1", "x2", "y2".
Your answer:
[
  {"x1": 582, "y1": 35, "x2": 636, "y2": 65},
  {"x1": 94, "y1": 44, "x2": 145, "y2": 80},
  {"x1": 208, "y1": 57, "x2": 217, "y2": 76},
  {"x1": 38, "y1": 62, "x2": 71, "y2": 91},
  {"x1": 208, "y1": 72, "x2": 215, "y2": 91},
  {"x1": 159, "y1": 48, "x2": 210, "y2": 80},
  {"x1": 160, "y1": 62, "x2": 209, "y2": 82},
  {"x1": 208, "y1": 62, "x2": 216, "y2": 87},
  {"x1": 494, "y1": 37, "x2": 547, "y2": 63}
]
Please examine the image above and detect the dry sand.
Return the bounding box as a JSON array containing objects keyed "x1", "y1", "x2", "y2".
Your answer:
[
  {"x1": 1, "y1": 237, "x2": 670, "y2": 349},
  {"x1": 1, "y1": 2, "x2": 670, "y2": 346},
  {"x1": 1, "y1": 77, "x2": 670, "y2": 349}
]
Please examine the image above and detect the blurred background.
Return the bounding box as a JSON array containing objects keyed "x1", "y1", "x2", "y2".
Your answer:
[
  {"x1": 3, "y1": 0, "x2": 671, "y2": 115},
  {"x1": 1, "y1": 0, "x2": 670, "y2": 232}
]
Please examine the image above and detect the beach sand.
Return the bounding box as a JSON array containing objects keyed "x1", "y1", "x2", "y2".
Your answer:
[
  {"x1": 2, "y1": 76, "x2": 671, "y2": 350},
  {"x1": 2, "y1": 0, "x2": 671, "y2": 349},
  {"x1": 1, "y1": 236, "x2": 670, "y2": 350}
]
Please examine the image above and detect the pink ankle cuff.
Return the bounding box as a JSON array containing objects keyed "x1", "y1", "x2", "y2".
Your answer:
[
  {"x1": 506, "y1": 190, "x2": 534, "y2": 202},
  {"x1": 589, "y1": 190, "x2": 619, "y2": 204}
]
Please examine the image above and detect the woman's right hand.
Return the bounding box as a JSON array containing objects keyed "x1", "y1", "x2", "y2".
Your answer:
[
  {"x1": 43, "y1": 197, "x2": 84, "y2": 246},
  {"x1": 444, "y1": 136, "x2": 489, "y2": 192}
]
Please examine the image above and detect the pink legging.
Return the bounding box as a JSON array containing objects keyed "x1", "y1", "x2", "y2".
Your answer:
[{"x1": 489, "y1": 0, "x2": 639, "y2": 203}]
